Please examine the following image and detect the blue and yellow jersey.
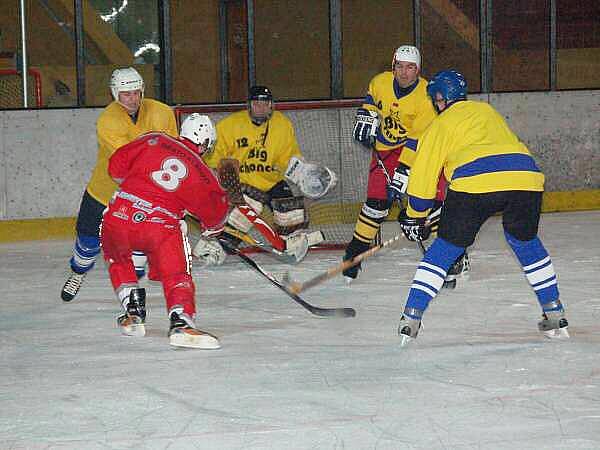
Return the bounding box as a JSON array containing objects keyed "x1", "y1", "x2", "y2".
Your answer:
[
  {"x1": 87, "y1": 98, "x2": 178, "y2": 206},
  {"x1": 203, "y1": 109, "x2": 302, "y2": 192},
  {"x1": 407, "y1": 100, "x2": 545, "y2": 218},
  {"x1": 362, "y1": 72, "x2": 436, "y2": 166}
]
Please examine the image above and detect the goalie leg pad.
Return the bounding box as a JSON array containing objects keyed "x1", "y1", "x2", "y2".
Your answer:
[
  {"x1": 283, "y1": 230, "x2": 309, "y2": 263},
  {"x1": 272, "y1": 196, "x2": 308, "y2": 236}
]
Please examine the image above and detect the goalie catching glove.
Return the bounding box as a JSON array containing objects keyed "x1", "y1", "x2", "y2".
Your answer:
[
  {"x1": 284, "y1": 156, "x2": 337, "y2": 199},
  {"x1": 353, "y1": 108, "x2": 379, "y2": 148}
]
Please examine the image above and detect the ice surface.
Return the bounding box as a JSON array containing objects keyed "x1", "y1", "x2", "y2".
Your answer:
[{"x1": 1, "y1": 211, "x2": 599, "y2": 449}]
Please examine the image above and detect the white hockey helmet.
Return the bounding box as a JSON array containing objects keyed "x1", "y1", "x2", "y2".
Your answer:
[
  {"x1": 392, "y1": 45, "x2": 421, "y2": 70},
  {"x1": 180, "y1": 113, "x2": 217, "y2": 155},
  {"x1": 110, "y1": 67, "x2": 145, "y2": 101}
]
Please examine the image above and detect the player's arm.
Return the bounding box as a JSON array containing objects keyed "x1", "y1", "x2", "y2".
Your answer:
[
  {"x1": 107, "y1": 135, "x2": 149, "y2": 183},
  {"x1": 405, "y1": 123, "x2": 447, "y2": 219}
]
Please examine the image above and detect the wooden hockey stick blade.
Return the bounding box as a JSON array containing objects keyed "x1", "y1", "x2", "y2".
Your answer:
[
  {"x1": 218, "y1": 237, "x2": 355, "y2": 318},
  {"x1": 286, "y1": 234, "x2": 405, "y2": 294}
]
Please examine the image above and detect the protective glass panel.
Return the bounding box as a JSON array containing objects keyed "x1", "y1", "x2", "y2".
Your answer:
[
  {"x1": 492, "y1": 0, "x2": 549, "y2": 91},
  {"x1": 171, "y1": 0, "x2": 221, "y2": 103},
  {"x1": 342, "y1": 0, "x2": 414, "y2": 98},
  {"x1": 556, "y1": 0, "x2": 600, "y2": 89},
  {"x1": 421, "y1": 0, "x2": 481, "y2": 92},
  {"x1": 84, "y1": 0, "x2": 160, "y2": 106},
  {"x1": 0, "y1": 0, "x2": 74, "y2": 108},
  {"x1": 254, "y1": 0, "x2": 330, "y2": 100}
]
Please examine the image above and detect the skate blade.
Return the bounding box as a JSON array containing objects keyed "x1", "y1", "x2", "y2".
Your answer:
[
  {"x1": 543, "y1": 327, "x2": 570, "y2": 339},
  {"x1": 169, "y1": 330, "x2": 221, "y2": 349},
  {"x1": 398, "y1": 333, "x2": 415, "y2": 347},
  {"x1": 121, "y1": 323, "x2": 146, "y2": 337},
  {"x1": 343, "y1": 276, "x2": 355, "y2": 285}
]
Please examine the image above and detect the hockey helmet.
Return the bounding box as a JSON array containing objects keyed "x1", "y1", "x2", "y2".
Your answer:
[
  {"x1": 392, "y1": 45, "x2": 421, "y2": 70},
  {"x1": 110, "y1": 67, "x2": 145, "y2": 101},
  {"x1": 427, "y1": 69, "x2": 468, "y2": 111},
  {"x1": 180, "y1": 113, "x2": 217, "y2": 155},
  {"x1": 248, "y1": 85, "x2": 273, "y2": 125}
]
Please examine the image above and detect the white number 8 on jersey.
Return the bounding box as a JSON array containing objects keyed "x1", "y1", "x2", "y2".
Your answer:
[{"x1": 151, "y1": 158, "x2": 188, "y2": 191}]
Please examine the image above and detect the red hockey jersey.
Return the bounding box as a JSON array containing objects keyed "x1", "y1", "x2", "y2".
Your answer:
[{"x1": 108, "y1": 132, "x2": 228, "y2": 232}]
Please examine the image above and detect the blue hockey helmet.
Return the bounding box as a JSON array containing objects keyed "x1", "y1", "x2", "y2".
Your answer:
[{"x1": 427, "y1": 69, "x2": 468, "y2": 110}]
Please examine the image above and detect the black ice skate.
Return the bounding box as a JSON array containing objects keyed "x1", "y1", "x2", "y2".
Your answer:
[
  {"x1": 443, "y1": 251, "x2": 470, "y2": 289},
  {"x1": 168, "y1": 306, "x2": 220, "y2": 349},
  {"x1": 342, "y1": 239, "x2": 370, "y2": 284},
  {"x1": 538, "y1": 303, "x2": 569, "y2": 339},
  {"x1": 61, "y1": 271, "x2": 86, "y2": 302},
  {"x1": 398, "y1": 307, "x2": 424, "y2": 347},
  {"x1": 117, "y1": 288, "x2": 146, "y2": 337}
]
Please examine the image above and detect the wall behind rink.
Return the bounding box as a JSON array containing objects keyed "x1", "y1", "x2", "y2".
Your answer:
[{"x1": 0, "y1": 90, "x2": 599, "y2": 226}]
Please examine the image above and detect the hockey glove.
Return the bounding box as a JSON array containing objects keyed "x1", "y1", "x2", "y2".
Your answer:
[
  {"x1": 425, "y1": 202, "x2": 442, "y2": 235},
  {"x1": 284, "y1": 156, "x2": 337, "y2": 199},
  {"x1": 353, "y1": 108, "x2": 379, "y2": 148},
  {"x1": 192, "y1": 237, "x2": 226, "y2": 267},
  {"x1": 398, "y1": 209, "x2": 431, "y2": 242},
  {"x1": 387, "y1": 163, "x2": 410, "y2": 202}
]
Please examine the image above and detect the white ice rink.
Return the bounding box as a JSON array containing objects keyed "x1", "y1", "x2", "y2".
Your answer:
[{"x1": 1, "y1": 211, "x2": 600, "y2": 450}]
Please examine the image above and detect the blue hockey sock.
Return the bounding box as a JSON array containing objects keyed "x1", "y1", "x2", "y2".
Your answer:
[
  {"x1": 405, "y1": 238, "x2": 465, "y2": 312},
  {"x1": 504, "y1": 231, "x2": 560, "y2": 307},
  {"x1": 70, "y1": 235, "x2": 100, "y2": 274}
]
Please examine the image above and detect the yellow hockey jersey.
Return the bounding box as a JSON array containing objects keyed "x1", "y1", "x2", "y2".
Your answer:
[
  {"x1": 86, "y1": 98, "x2": 178, "y2": 206},
  {"x1": 204, "y1": 109, "x2": 302, "y2": 192},
  {"x1": 407, "y1": 100, "x2": 545, "y2": 218},
  {"x1": 362, "y1": 72, "x2": 436, "y2": 166}
]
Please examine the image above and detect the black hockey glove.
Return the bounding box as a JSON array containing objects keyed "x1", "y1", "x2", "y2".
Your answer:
[{"x1": 398, "y1": 209, "x2": 431, "y2": 242}]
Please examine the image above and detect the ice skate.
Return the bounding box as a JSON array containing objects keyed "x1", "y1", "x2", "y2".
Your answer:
[
  {"x1": 342, "y1": 239, "x2": 369, "y2": 284},
  {"x1": 61, "y1": 271, "x2": 86, "y2": 302},
  {"x1": 538, "y1": 308, "x2": 569, "y2": 339},
  {"x1": 397, "y1": 313, "x2": 422, "y2": 347},
  {"x1": 443, "y1": 251, "x2": 470, "y2": 289},
  {"x1": 168, "y1": 306, "x2": 220, "y2": 349},
  {"x1": 117, "y1": 288, "x2": 146, "y2": 337}
]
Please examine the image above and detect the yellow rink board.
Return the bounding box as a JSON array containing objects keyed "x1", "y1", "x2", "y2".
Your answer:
[{"x1": 1, "y1": 190, "x2": 599, "y2": 243}]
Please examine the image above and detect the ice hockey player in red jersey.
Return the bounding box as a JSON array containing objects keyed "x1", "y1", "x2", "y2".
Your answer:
[{"x1": 101, "y1": 113, "x2": 228, "y2": 349}]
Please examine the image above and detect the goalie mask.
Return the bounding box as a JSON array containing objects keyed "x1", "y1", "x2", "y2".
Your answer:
[
  {"x1": 180, "y1": 113, "x2": 217, "y2": 155},
  {"x1": 110, "y1": 67, "x2": 145, "y2": 101},
  {"x1": 248, "y1": 85, "x2": 273, "y2": 125}
]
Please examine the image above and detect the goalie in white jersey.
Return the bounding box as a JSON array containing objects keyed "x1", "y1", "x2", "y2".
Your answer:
[{"x1": 195, "y1": 85, "x2": 337, "y2": 265}]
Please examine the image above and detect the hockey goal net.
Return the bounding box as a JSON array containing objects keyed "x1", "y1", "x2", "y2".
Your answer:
[
  {"x1": 0, "y1": 69, "x2": 43, "y2": 108},
  {"x1": 175, "y1": 100, "x2": 378, "y2": 248}
]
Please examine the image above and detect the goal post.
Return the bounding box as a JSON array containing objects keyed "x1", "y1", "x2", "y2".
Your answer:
[
  {"x1": 175, "y1": 99, "x2": 379, "y2": 249},
  {"x1": 0, "y1": 68, "x2": 43, "y2": 108}
]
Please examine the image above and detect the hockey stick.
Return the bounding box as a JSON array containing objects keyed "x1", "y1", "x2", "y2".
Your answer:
[
  {"x1": 218, "y1": 237, "x2": 356, "y2": 318},
  {"x1": 285, "y1": 233, "x2": 404, "y2": 294},
  {"x1": 223, "y1": 225, "x2": 298, "y2": 264}
]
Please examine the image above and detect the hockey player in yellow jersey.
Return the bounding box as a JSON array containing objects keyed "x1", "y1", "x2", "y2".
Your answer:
[
  {"x1": 200, "y1": 85, "x2": 336, "y2": 264},
  {"x1": 396, "y1": 69, "x2": 568, "y2": 346},
  {"x1": 61, "y1": 67, "x2": 178, "y2": 302},
  {"x1": 343, "y1": 45, "x2": 442, "y2": 282}
]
